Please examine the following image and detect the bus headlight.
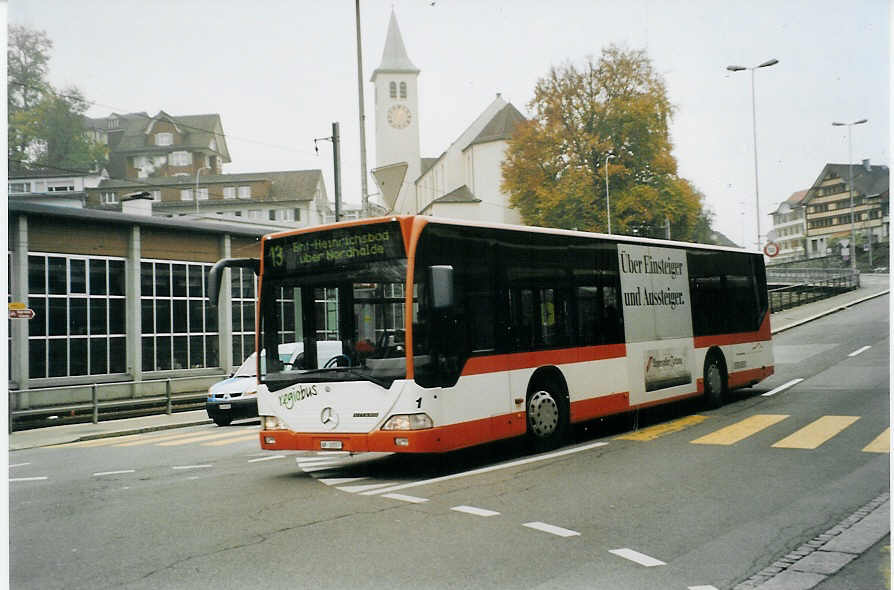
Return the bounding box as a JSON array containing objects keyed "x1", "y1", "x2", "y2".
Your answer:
[
  {"x1": 382, "y1": 413, "x2": 433, "y2": 431},
  {"x1": 262, "y1": 416, "x2": 286, "y2": 430}
]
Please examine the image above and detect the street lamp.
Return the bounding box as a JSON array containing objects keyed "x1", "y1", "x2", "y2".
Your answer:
[
  {"x1": 832, "y1": 118, "x2": 868, "y2": 270},
  {"x1": 194, "y1": 166, "x2": 210, "y2": 214},
  {"x1": 605, "y1": 153, "x2": 615, "y2": 234},
  {"x1": 727, "y1": 58, "x2": 779, "y2": 249}
]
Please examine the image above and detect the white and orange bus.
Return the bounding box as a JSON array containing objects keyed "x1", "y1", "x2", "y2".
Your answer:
[{"x1": 208, "y1": 216, "x2": 773, "y2": 454}]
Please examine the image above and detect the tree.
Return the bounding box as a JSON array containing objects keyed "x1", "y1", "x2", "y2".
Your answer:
[
  {"x1": 502, "y1": 46, "x2": 710, "y2": 242},
  {"x1": 7, "y1": 24, "x2": 105, "y2": 175}
]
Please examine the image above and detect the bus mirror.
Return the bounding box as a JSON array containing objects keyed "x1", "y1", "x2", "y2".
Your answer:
[
  {"x1": 207, "y1": 257, "x2": 259, "y2": 307},
  {"x1": 428, "y1": 265, "x2": 455, "y2": 310}
]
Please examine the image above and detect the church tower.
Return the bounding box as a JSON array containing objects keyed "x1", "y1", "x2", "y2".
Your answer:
[{"x1": 371, "y1": 11, "x2": 421, "y2": 214}]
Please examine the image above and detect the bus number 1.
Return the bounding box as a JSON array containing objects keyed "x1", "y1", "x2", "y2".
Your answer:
[{"x1": 416, "y1": 397, "x2": 422, "y2": 409}]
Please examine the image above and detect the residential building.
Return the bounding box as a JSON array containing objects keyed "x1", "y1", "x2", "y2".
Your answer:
[
  {"x1": 8, "y1": 168, "x2": 107, "y2": 209},
  {"x1": 85, "y1": 170, "x2": 331, "y2": 228},
  {"x1": 801, "y1": 161, "x2": 889, "y2": 258},
  {"x1": 768, "y1": 190, "x2": 808, "y2": 262},
  {"x1": 371, "y1": 11, "x2": 524, "y2": 224}
]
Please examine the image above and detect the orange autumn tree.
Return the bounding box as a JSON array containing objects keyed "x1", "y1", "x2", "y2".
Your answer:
[{"x1": 502, "y1": 46, "x2": 712, "y2": 241}]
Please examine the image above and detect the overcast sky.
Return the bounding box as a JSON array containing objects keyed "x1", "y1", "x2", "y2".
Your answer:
[{"x1": 8, "y1": 0, "x2": 890, "y2": 247}]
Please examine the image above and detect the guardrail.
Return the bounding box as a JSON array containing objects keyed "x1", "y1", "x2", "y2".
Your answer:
[
  {"x1": 9, "y1": 374, "x2": 224, "y2": 430},
  {"x1": 766, "y1": 268, "x2": 859, "y2": 312}
]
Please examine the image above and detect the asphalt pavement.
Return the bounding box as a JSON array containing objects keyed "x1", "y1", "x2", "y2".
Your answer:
[{"x1": 7, "y1": 274, "x2": 890, "y2": 590}]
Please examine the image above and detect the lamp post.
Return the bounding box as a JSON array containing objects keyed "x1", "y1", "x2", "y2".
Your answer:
[
  {"x1": 604, "y1": 153, "x2": 615, "y2": 234},
  {"x1": 727, "y1": 58, "x2": 778, "y2": 249},
  {"x1": 194, "y1": 166, "x2": 210, "y2": 214},
  {"x1": 832, "y1": 118, "x2": 868, "y2": 270}
]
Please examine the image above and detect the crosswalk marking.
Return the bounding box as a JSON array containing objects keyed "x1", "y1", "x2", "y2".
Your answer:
[
  {"x1": 337, "y1": 482, "x2": 397, "y2": 493},
  {"x1": 115, "y1": 431, "x2": 215, "y2": 447},
  {"x1": 772, "y1": 416, "x2": 860, "y2": 449},
  {"x1": 201, "y1": 432, "x2": 259, "y2": 446},
  {"x1": 691, "y1": 414, "x2": 789, "y2": 446},
  {"x1": 616, "y1": 415, "x2": 708, "y2": 441},
  {"x1": 157, "y1": 430, "x2": 257, "y2": 446},
  {"x1": 862, "y1": 428, "x2": 890, "y2": 453},
  {"x1": 318, "y1": 477, "x2": 368, "y2": 486}
]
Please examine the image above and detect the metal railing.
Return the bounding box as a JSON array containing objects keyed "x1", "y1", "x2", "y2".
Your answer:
[
  {"x1": 9, "y1": 374, "x2": 224, "y2": 430},
  {"x1": 767, "y1": 268, "x2": 859, "y2": 312}
]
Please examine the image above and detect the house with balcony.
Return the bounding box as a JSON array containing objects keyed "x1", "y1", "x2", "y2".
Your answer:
[
  {"x1": 768, "y1": 189, "x2": 808, "y2": 262},
  {"x1": 802, "y1": 161, "x2": 889, "y2": 258}
]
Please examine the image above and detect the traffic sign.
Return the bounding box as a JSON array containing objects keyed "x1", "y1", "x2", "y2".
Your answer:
[
  {"x1": 8, "y1": 308, "x2": 35, "y2": 320},
  {"x1": 763, "y1": 242, "x2": 780, "y2": 257}
]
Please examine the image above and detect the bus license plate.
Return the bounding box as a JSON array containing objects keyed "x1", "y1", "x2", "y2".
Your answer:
[
  {"x1": 219, "y1": 404, "x2": 231, "y2": 410},
  {"x1": 320, "y1": 440, "x2": 343, "y2": 450}
]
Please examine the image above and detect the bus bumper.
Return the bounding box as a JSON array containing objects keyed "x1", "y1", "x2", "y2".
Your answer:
[{"x1": 259, "y1": 428, "x2": 447, "y2": 453}]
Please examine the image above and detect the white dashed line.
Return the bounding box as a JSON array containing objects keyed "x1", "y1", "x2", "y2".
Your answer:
[
  {"x1": 688, "y1": 586, "x2": 720, "y2": 590},
  {"x1": 522, "y1": 522, "x2": 580, "y2": 537},
  {"x1": 171, "y1": 464, "x2": 213, "y2": 470},
  {"x1": 362, "y1": 441, "x2": 609, "y2": 496},
  {"x1": 609, "y1": 548, "x2": 666, "y2": 567},
  {"x1": 848, "y1": 345, "x2": 872, "y2": 357},
  {"x1": 93, "y1": 470, "x2": 136, "y2": 477},
  {"x1": 248, "y1": 455, "x2": 285, "y2": 463},
  {"x1": 451, "y1": 505, "x2": 500, "y2": 517},
  {"x1": 9, "y1": 463, "x2": 31, "y2": 468},
  {"x1": 337, "y1": 482, "x2": 397, "y2": 493},
  {"x1": 318, "y1": 477, "x2": 368, "y2": 486},
  {"x1": 381, "y1": 493, "x2": 429, "y2": 504},
  {"x1": 761, "y1": 378, "x2": 804, "y2": 397},
  {"x1": 10, "y1": 477, "x2": 48, "y2": 482}
]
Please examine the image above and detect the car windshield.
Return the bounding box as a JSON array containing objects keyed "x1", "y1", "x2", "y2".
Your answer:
[
  {"x1": 259, "y1": 259, "x2": 412, "y2": 390},
  {"x1": 232, "y1": 343, "x2": 300, "y2": 378}
]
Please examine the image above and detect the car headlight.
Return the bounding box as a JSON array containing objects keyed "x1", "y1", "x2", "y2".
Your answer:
[
  {"x1": 262, "y1": 415, "x2": 286, "y2": 430},
  {"x1": 381, "y1": 413, "x2": 433, "y2": 431}
]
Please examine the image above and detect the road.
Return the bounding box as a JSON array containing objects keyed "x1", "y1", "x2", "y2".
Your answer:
[{"x1": 10, "y1": 295, "x2": 889, "y2": 589}]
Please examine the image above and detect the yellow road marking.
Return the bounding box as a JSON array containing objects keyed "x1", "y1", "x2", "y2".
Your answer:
[
  {"x1": 201, "y1": 432, "x2": 260, "y2": 446},
  {"x1": 616, "y1": 415, "x2": 709, "y2": 441},
  {"x1": 772, "y1": 416, "x2": 860, "y2": 449},
  {"x1": 157, "y1": 430, "x2": 258, "y2": 446},
  {"x1": 60, "y1": 429, "x2": 207, "y2": 448},
  {"x1": 115, "y1": 430, "x2": 216, "y2": 447},
  {"x1": 691, "y1": 414, "x2": 789, "y2": 446},
  {"x1": 862, "y1": 428, "x2": 890, "y2": 453}
]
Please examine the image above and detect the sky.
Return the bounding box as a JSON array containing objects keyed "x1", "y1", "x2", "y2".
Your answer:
[{"x1": 7, "y1": 0, "x2": 890, "y2": 248}]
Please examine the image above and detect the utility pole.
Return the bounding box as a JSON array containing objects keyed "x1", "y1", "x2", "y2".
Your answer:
[
  {"x1": 315, "y1": 122, "x2": 343, "y2": 222},
  {"x1": 355, "y1": 0, "x2": 369, "y2": 217}
]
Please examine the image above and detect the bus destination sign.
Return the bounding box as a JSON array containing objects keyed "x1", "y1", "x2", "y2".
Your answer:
[{"x1": 265, "y1": 222, "x2": 405, "y2": 275}]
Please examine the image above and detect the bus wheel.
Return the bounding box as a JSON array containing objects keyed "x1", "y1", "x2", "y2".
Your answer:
[
  {"x1": 703, "y1": 352, "x2": 727, "y2": 409},
  {"x1": 526, "y1": 385, "x2": 568, "y2": 451}
]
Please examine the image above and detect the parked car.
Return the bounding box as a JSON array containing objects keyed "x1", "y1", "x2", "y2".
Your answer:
[{"x1": 205, "y1": 341, "x2": 342, "y2": 426}]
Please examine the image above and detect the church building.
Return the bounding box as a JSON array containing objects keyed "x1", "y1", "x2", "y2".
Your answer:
[{"x1": 371, "y1": 11, "x2": 525, "y2": 225}]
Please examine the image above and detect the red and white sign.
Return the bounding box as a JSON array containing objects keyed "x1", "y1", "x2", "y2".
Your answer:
[
  {"x1": 763, "y1": 242, "x2": 780, "y2": 257},
  {"x1": 8, "y1": 308, "x2": 35, "y2": 320}
]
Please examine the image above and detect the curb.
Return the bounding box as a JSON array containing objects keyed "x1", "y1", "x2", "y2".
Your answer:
[{"x1": 771, "y1": 289, "x2": 889, "y2": 335}]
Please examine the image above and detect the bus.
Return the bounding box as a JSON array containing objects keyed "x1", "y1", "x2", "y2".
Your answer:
[{"x1": 207, "y1": 216, "x2": 773, "y2": 454}]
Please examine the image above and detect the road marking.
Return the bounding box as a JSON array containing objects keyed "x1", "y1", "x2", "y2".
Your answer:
[
  {"x1": 157, "y1": 430, "x2": 257, "y2": 446},
  {"x1": 772, "y1": 416, "x2": 860, "y2": 449},
  {"x1": 691, "y1": 415, "x2": 789, "y2": 446},
  {"x1": 337, "y1": 482, "x2": 397, "y2": 493},
  {"x1": 523, "y1": 522, "x2": 580, "y2": 538},
  {"x1": 761, "y1": 378, "x2": 804, "y2": 397},
  {"x1": 296, "y1": 456, "x2": 344, "y2": 465},
  {"x1": 115, "y1": 431, "x2": 215, "y2": 447},
  {"x1": 451, "y1": 505, "x2": 501, "y2": 517},
  {"x1": 688, "y1": 586, "x2": 720, "y2": 590},
  {"x1": 848, "y1": 345, "x2": 872, "y2": 357},
  {"x1": 609, "y1": 548, "x2": 666, "y2": 567},
  {"x1": 381, "y1": 493, "x2": 429, "y2": 504},
  {"x1": 361, "y1": 441, "x2": 609, "y2": 496},
  {"x1": 202, "y1": 433, "x2": 259, "y2": 446},
  {"x1": 171, "y1": 464, "x2": 213, "y2": 470},
  {"x1": 247, "y1": 455, "x2": 285, "y2": 463},
  {"x1": 93, "y1": 470, "x2": 136, "y2": 477},
  {"x1": 9, "y1": 463, "x2": 31, "y2": 468},
  {"x1": 10, "y1": 477, "x2": 48, "y2": 482},
  {"x1": 862, "y1": 428, "x2": 890, "y2": 453},
  {"x1": 616, "y1": 415, "x2": 708, "y2": 441},
  {"x1": 301, "y1": 462, "x2": 346, "y2": 472},
  {"x1": 318, "y1": 477, "x2": 368, "y2": 486}
]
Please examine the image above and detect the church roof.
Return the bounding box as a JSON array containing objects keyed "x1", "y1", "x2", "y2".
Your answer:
[
  {"x1": 371, "y1": 11, "x2": 419, "y2": 79},
  {"x1": 464, "y1": 102, "x2": 527, "y2": 150}
]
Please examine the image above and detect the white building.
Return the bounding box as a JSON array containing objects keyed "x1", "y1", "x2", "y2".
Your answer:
[
  {"x1": 371, "y1": 11, "x2": 525, "y2": 225},
  {"x1": 768, "y1": 189, "x2": 808, "y2": 262}
]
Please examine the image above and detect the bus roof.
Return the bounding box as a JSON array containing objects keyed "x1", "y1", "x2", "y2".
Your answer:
[{"x1": 262, "y1": 215, "x2": 761, "y2": 257}]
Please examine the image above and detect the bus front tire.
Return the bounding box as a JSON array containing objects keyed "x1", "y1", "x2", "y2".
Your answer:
[
  {"x1": 703, "y1": 352, "x2": 727, "y2": 409},
  {"x1": 526, "y1": 385, "x2": 568, "y2": 451}
]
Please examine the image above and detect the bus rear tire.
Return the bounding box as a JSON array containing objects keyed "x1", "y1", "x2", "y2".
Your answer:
[
  {"x1": 703, "y1": 351, "x2": 727, "y2": 409},
  {"x1": 525, "y1": 383, "x2": 568, "y2": 452}
]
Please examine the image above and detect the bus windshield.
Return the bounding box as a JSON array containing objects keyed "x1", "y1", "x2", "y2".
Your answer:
[{"x1": 258, "y1": 222, "x2": 410, "y2": 390}]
